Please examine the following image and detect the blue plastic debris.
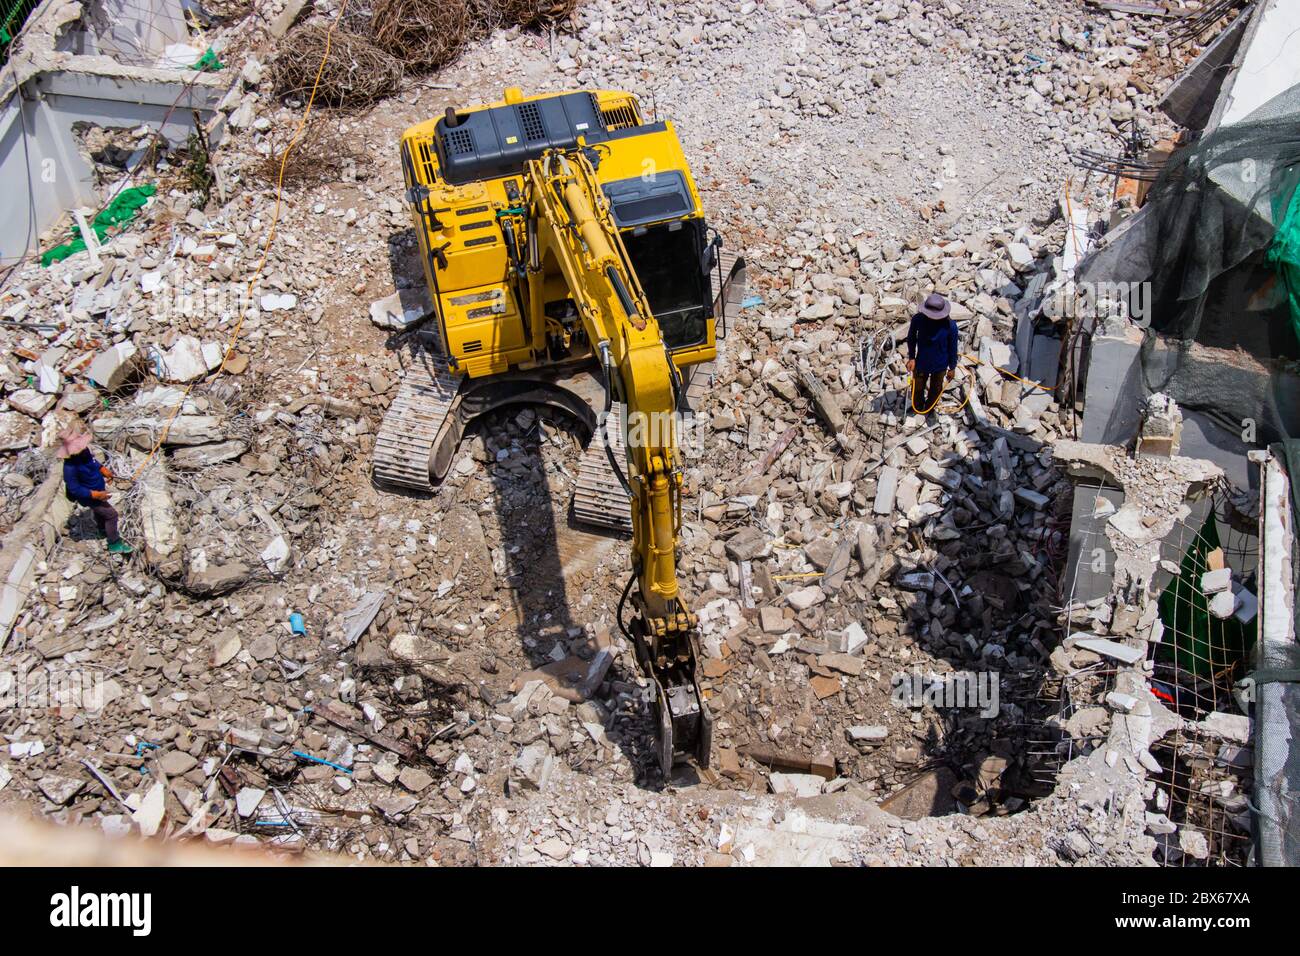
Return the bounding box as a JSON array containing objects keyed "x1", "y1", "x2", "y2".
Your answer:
[
  {"x1": 135, "y1": 740, "x2": 159, "y2": 773},
  {"x1": 289, "y1": 612, "x2": 306, "y2": 634},
  {"x1": 740, "y1": 294, "x2": 764, "y2": 309},
  {"x1": 291, "y1": 750, "x2": 352, "y2": 774}
]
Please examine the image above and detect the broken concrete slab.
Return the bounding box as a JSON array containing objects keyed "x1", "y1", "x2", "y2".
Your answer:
[
  {"x1": 209, "y1": 630, "x2": 241, "y2": 667},
  {"x1": 131, "y1": 451, "x2": 180, "y2": 562},
  {"x1": 832, "y1": 621, "x2": 870, "y2": 655},
  {"x1": 1070, "y1": 635, "x2": 1145, "y2": 666},
  {"x1": 760, "y1": 605, "x2": 788, "y2": 633},
  {"x1": 847, "y1": 725, "x2": 888, "y2": 743},
  {"x1": 512, "y1": 740, "x2": 555, "y2": 792},
  {"x1": 93, "y1": 414, "x2": 226, "y2": 447},
  {"x1": 879, "y1": 765, "x2": 959, "y2": 819},
  {"x1": 1014, "y1": 487, "x2": 1050, "y2": 510},
  {"x1": 787, "y1": 585, "x2": 826, "y2": 611},
  {"x1": 7, "y1": 389, "x2": 56, "y2": 419},
  {"x1": 895, "y1": 570, "x2": 935, "y2": 592},
  {"x1": 731, "y1": 805, "x2": 870, "y2": 866},
  {"x1": 88, "y1": 341, "x2": 139, "y2": 390},
  {"x1": 269, "y1": 0, "x2": 309, "y2": 37},
  {"x1": 1207, "y1": 589, "x2": 1236, "y2": 619},
  {"x1": 918, "y1": 459, "x2": 961, "y2": 491},
  {"x1": 874, "y1": 466, "x2": 899, "y2": 514},
  {"x1": 1052, "y1": 439, "x2": 1223, "y2": 495},
  {"x1": 369, "y1": 286, "x2": 433, "y2": 331},
  {"x1": 724, "y1": 526, "x2": 770, "y2": 562},
  {"x1": 0, "y1": 464, "x2": 74, "y2": 652},
  {"x1": 186, "y1": 561, "x2": 251, "y2": 598},
  {"x1": 821, "y1": 536, "x2": 854, "y2": 591},
  {"x1": 769, "y1": 772, "x2": 826, "y2": 798},
  {"x1": 38, "y1": 774, "x2": 85, "y2": 805},
  {"x1": 169, "y1": 440, "x2": 248, "y2": 468},
  {"x1": 0, "y1": 412, "x2": 34, "y2": 451},
  {"x1": 1200, "y1": 567, "x2": 1232, "y2": 594},
  {"x1": 235, "y1": 787, "x2": 266, "y2": 817},
  {"x1": 158, "y1": 335, "x2": 211, "y2": 384},
  {"x1": 339, "y1": 589, "x2": 387, "y2": 648}
]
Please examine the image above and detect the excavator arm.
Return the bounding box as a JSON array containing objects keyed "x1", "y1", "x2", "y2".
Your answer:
[{"x1": 518, "y1": 148, "x2": 711, "y2": 774}]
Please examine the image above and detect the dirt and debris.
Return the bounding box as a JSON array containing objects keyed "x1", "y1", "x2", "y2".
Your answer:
[{"x1": 0, "y1": 0, "x2": 1265, "y2": 866}]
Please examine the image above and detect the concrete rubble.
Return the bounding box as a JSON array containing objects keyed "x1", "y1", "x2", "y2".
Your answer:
[{"x1": 0, "y1": 0, "x2": 1269, "y2": 866}]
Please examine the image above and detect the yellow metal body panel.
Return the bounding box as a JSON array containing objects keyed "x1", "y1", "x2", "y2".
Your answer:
[{"x1": 399, "y1": 89, "x2": 716, "y2": 379}]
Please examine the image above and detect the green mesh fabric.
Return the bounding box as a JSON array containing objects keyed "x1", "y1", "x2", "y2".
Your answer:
[
  {"x1": 1267, "y1": 182, "x2": 1300, "y2": 347},
  {"x1": 1156, "y1": 511, "x2": 1256, "y2": 682},
  {"x1": 41, "y1": 184, "x2": 156, "y2": 267}
]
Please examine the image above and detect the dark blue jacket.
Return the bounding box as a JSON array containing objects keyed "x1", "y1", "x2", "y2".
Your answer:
[
  {"x1": 906, "y1": 313, "x2": 959, "y2": 374},
  {"x1": 63, "y1": 450, "x2": 106, "y2": 506}
]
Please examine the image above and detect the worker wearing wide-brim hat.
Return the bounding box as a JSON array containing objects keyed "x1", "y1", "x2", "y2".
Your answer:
[
  {"x1": 905, "y1": 292, "x2": 959, "y2": 416},
  {"x1": 57, "y1": 425, "x2": 133, "y2": 555}
]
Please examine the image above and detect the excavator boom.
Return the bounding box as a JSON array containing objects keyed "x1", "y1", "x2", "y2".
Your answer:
[{"x1": 519, "y1": 149, "x2": 710, "y2": 774}]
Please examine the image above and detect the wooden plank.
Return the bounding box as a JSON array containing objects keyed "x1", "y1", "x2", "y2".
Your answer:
[{"x1": 311, "y1": 701, "x2": 428, "y2": 762}]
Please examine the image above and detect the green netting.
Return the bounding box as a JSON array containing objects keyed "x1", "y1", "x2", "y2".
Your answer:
[
  {"x1": 1266, "y1": 182, "x2": 1300, "y2": 347},
  {"x1": 1, "y1": 0, "x2": 40, "y2": 61},
  {"x1": 1156, "y1": 511, "x2": 1257, "y2": 682},
  {"x1": 41, "y1": 184, "x2": 156, "y2": 267}
]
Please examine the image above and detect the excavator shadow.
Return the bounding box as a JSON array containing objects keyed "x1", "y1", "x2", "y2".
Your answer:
[{"x1": 473, "y1": 404, "x2": 668, "y2": 785}]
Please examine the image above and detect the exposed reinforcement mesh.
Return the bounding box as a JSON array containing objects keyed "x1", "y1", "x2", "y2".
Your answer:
[{"x1": 1146, "y1": 495, "x2": 1257, "y2": 866}]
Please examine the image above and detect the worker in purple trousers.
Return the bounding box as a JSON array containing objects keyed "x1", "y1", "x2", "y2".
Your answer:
[
  {"x1": 905, "y1": 292, "x2": 959, "y2": 416},
  {"x1": 58, "y1": 427, "x2": 133, "y2": 555}
]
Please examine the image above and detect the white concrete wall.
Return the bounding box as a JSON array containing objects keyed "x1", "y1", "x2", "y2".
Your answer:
[
  {"x1": 0, "y1": 86, "x2": 98, "y2": 262},
  {"x1": 1218, "y1": 0, "x2": 1300, "y2": 127},
  {"x1": 76, "y1": 0, "x2": 190, "y2": 66},
  {"x1": 0, "y1": 0, "x2": 226, "y2": 258},
  {"x1": 0, "y1": 66, "x2": 224, "y2": 258}
]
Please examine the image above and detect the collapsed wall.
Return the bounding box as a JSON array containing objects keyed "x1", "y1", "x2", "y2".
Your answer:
[{"x1": 0, "y1": 0, "x2": 226, "y2": 261}]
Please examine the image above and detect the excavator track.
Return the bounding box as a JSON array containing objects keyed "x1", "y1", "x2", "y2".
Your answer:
[
  {"x1": 573, "y1": 403, "x2": 632, "y2": 532},
  {"x1": 571, "y1": 250, "x2": 748, "y2": 533},
  {"x1": 375, "y1": 253, "x2": 749, "y2": 505},
  {"x1": 372, "y1": 357, "x2": 463, "y2": 491}
]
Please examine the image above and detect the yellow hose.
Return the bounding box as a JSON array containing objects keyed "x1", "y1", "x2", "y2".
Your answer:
[{"x1": 905, "y1": 351, "x2": 1051, "y2": 416}]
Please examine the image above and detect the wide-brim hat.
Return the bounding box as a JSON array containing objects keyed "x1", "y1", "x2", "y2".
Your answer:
[
  {"x1": 919, "y1": 293, "x2": 951, "y2": 320},
  {"x1": 56, "y1": 428, "x2": 92, "y2": 458}
]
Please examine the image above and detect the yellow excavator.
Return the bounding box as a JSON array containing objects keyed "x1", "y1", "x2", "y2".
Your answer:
[{"x1": 376, "y1": 88, "x2": 745, "y2": 773}]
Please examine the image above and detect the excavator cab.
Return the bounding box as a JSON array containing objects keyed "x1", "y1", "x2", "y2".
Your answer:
[{"x1": 621, "y1": 218, "x2": 713, "y2": 353}]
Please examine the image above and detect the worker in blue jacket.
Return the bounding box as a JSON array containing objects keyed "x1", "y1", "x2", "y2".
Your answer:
[
  {"x1": 905, "y1": 292, "x2": 959, "y2": 415},
  {"x1": 58, "y1": 427, "x2": 132, "y2": 555}
]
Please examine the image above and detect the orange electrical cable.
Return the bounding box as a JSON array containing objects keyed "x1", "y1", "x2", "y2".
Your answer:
[
  {"x1": 126, "y1": 0, "x2": 352, "y2": 482},
  {"x1": 960, "y1": 351, "x2": 1053, "y2": 392}
]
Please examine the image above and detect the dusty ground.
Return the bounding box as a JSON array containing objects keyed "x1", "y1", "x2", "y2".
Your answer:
[{"x1": 0, "y1": 0, "x2": 1235, "y2": 865}]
